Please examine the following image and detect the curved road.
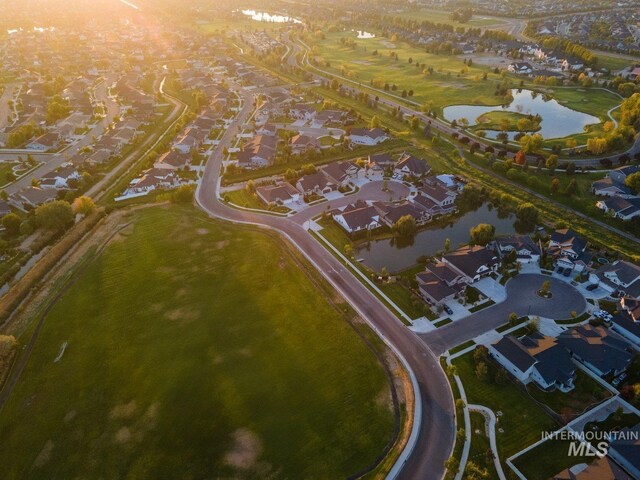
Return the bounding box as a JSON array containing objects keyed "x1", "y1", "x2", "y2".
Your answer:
[{"x1": 195, "y1": 88, "x2": 455, "y2": 479}]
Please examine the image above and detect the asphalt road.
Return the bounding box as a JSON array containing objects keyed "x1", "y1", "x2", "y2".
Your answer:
[
  {"x1": 195, "y1": 87, "x2": 455, "y2": 480},
  {"x1": 420, "y1": 274, "x2": 587, "y2": 355}
]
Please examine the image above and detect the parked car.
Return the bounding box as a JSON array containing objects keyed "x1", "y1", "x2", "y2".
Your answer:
[
  {"x1": 586, "y1": 284, "x2": 598, "y2": 291},
  {"x1": 443, "y1": 305, "x2": 453, "y2": 315}
]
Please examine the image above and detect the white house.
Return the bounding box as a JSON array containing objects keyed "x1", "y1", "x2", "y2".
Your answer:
[{"x1": 349, "y1": 128, "x2": 388, "y2": 146}]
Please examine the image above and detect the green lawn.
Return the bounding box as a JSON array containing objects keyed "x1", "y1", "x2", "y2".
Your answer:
[
  {"x1": 224, "y1": 187, "x2": 265, "y2": 209},
  {"x1": 465, "y1": 411, "x2": 499, "y2": 479},
  {"x1": 512, "y1": 437, "x2": 592, "y2": 480},
  {"x1": 526, "y1": 370, "x2": 611, "y2": 421},
  {"x1": 454, "y1": 350, "x2": 556, "y2": 459},
  {"x1": 0, "y1": 205, "x2": 396, "y2": 479}
]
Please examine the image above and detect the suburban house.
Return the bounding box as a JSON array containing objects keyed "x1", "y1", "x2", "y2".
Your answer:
[
  {"x1": 442, "y1": 245, "x2": 499, "y2": 282},
  {"x1": 26, "y1": 132, "x2": 59, "y2": 151},
  {"x1": 349, "y1": 128, "x2": 388, "y2": 146},
  {"x1": 596, "y1": 196, "x2": 640, "y2": 221},
  {"x1": 173, "y1": 130, "x2": 199, "y2": 153},
  {"x1": 332, "y1": 200, "x2": 381, "y2": 234},
  {"x1": 609, "y1": 165, "x2": 639, "y2": 185},
  {"x1": 561, "y1": 57, "x2": 584, "y2": 70},
  {"x1": 39, "y1": 165, "x2": 81, "y2": 190},
  {"x1": 237, "y1": 135, "x2": 277, "y2": 168},
  {"x1": 611, "y1": 297, "x2": 640, "y2": 347},
  {"x1": 492, "y1": 235, "x2": 541, "y2": 264},
  {"x1": 126, "y1": 168, "x2": 179, "y2": 195},
  {"x1": 11, "y1": 187, "x2": 58, "y2": 209},
  {"x1": 367, "y1": 153, "x2": 395, "y2": 171},
  {"x1": 490, "y1": 333, "x2": 576, "y2": 392},
  {"x1": 417, "y1": 261, "x2": 468, "y2": 306},
  {"x1": 373, "y1": 200, "x2": 431, "y2": 227},
  {"x1": 296, "y1": 172, "x2": 335, "y2": 196},
  {"x1": 592, "y1": 177, "x2": 634, "y2": 197},
  {"x1": 154, "y1": 150, "x2": 191, "y2": 170},
  {"x1": 558, "y1": 325, "x2": 634, "y2": 377},
  {"x1": 289, "y1": 134, "x2": 320, "y2": 155},
  {"x1": 419, "y1": 182, "x2": 457, "y2": 211},
  {"x1": 547, "y1": 228, "x2": 591, "y2": 272},
  {"x1": 289, "y1": 104, "x2": 316, "y2": 121},
  {"x1": 590, "y1": 261, "x2": 640, "y2": 297},
  {"x1": 321, "y1": 161, "x2": 360, "y2": 187},
  {"x1": 256, "y1": 124, "x2": 277, "y2": 136},
  {"x1": 508, "y1": 62, "x2": 533, "y2": 74},
  {"x1": 255, "y1": 183, "x2": 300, "y2": 206},
  {"x1": 394, "y1": 153, "x2": 432, "y2": 178},
  {"x1": 608, "y1": 425, "x2": 640, "y2": 480}
]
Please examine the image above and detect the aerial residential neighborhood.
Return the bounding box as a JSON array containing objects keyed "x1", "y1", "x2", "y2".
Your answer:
[{"x1": 0, "y1": 0, "x2": 639, "y2": 479}]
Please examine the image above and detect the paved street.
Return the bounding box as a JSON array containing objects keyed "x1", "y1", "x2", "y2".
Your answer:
[
  {"x1": 195, "y1": 86, "x2": 455, "y2": 480},
  {"x1": 420, "y1": 274, "x2": 587, "y2": 356}
]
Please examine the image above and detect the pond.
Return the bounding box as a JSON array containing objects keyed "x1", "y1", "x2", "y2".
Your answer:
[
  {"x1": 354, "y1": 203, "x2": 516, "y2": 273},
  {"x1": 442, "y1": 89, "x2": 601, "y2": 140},
  {"x1": 240, "y1": 9, "x2": 301, "y2": 23}
]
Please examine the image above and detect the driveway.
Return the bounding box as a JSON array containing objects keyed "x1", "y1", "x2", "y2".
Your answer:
[{"x1": 420, "y1": 274, "x2": 587, "y2": 355}]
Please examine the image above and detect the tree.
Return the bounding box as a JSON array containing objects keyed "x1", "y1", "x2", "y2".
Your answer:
[
  {"x1": 444, "y1": 456, "x2": 459, "y2": 475},
  {"x1": 516, "y1": 202, "x2": 538, "y2": 226},
  {"x1": 540, "y1": 280, "x2": 551, "y2": 295},
  {"x1": 245, "y1": 180, "x2": 256, "y2": 194},
  {"x1": 625, "y1": 172, "x2": 640, "y2": 194},
  {"x1": 545, "y1": 154, "x2": 558, "y2": 172},
  {"x1": 509, "y1": 312, "x2": 519, "y2": 326},
  {"x1": 514, "y1": 150, "x2": 526, "y2": 165},
  {"x1": 444, "y1": 238, "x2": 451, "y2": 252},
  {"x1": 2, "y1": 213, "x2": 21, "y2": 236},
  {"x1": 393, "y1": 215, "x2": 417, "y2": 239},
  {"x1": 475, "y1": 361, "x2": 488, "y2": 381},
  {"x1": 470, "y1": 223, "x2": 495, "y2": 246},
  {"x1": 171, "y1": 184, "x2": 195, "y2": 203},
  {"x1": 550, "y1": 177, "x2": 560, "y2": 194},
  {"x1": 519, "y1": 133, "x2": 543, "y2": 153},
  {"x1": 72, "y1": 196, "x2": 95, "y2": 216},
  {"x1": 35, "y1": 200, "x2": 73, "y2": 231},
  {"x1": 369, "y1": 115, "x2": 381, "y2": 129}
]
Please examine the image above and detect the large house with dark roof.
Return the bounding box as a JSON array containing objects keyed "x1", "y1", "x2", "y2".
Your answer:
[
  {"x1": 558, "y1": 325, "x2": 634, "y2": 378},
  {"x1": 255, "y1": 183, "x2": 300, "y2": 206},
  {"x1": 492, "y1": 235, "x2": 541, "y2": 264},
  {"x1": 349, "y1": 128, "x2": 388, "y2": 145},
  {"x1": 394, "y1": 153, "x2": 432, "y2": 178},
  {"x1": 612, "y1": 297, "x2": 640, "y2": 347},
  {"x1": 442, "y1": 245, "x2": 499, "y2": 282},
  {"x1": 548, "y1": 228, "x2": 591, "y2": 272},
  {"x1": 296, "y1": 172, "x2": 335, "y2": 196},
  {"x1": 332, "y1": 200, "x2": 381, "y2": 234},
  {"x1": 321, "y1": 161, "x2": 360, "y2": 187},
  {"x1": 590, "y1": 260, "x2": 640, "y2": 298},
  {"x1": 490, "y1": 333, "x2": 576, "y2": 392},
  {"x1": 608, "y1": 424, "x2": 640, "y2": 480},
  {"x1": 551, "y1": 456, "x2": 633, "y2": 480}
]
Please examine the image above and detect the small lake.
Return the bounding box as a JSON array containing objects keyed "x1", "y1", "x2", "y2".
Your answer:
[
  {"x1": 354, "y1": 203, "x2": 516, "y2": 273},
  {"x1": 442, "y1": 89, "x2": 601, "y2": 140},
  {"x1": 241, "y1": 9, "x2": 301, "y2": 23}
]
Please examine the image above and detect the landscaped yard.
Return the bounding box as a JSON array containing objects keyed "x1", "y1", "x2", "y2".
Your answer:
[
  {"x1": 0, "y1": 205, "x2": 396, "y2": 479},
  {"x1": 465, "y1": 411, "x2": 499, "y2": 479},
  {"x1": 512, "y1": 437, "x2": 592, "y2": 480},
  {"x1": 453, "y1": 349, "x2": 557, "y2": 459},
  {"x1": 527, "y1": 370, "x2": 611, "y2": 421}
]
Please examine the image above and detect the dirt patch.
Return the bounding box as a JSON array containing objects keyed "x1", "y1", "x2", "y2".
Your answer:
[
  {"x1": 277, "y1": 257, "x2": 288, "y2": 269},
  {"x1": 215, "y1": 240, "x2": 230, "y2": 250},
  {"x1": 165, "y1": 308, "x2": 200, "y2": 322},
  {"x1": 114, "y1": 427, "x2": 131, "y2": 444},
  {"x1": 150, "y1": 303, "x2": 164, "y2": 313},
  {"x1": 175, "y1": 287, "x2": 188, "y2": 298},
  {"x1": 64, "y1": 410, "x2": 76, "y2": 423},
  {"x1": 141, "y1": 402, "x2": 159, "y2": 429},
  {"x1": 108, "y1": 223, "x2": 134, "y2": 244},
  {"x1": 32, "y1": 440, "x2": 54, "y2": 468},
  {"x1": 225, "y1": 428, "x2": 262, "y2": 470},
  {"x1": 196, "y1": 228, "x2": 209, "y2": 235},
  {"x1": 238, "y1": 347, "x2": 253, "y2": 357},
  {"x1": 111, "y1": 400, "x2": 137, "y2": 420},
  {"x1": 376, "y1": 386, "x2": 393, "y2": 412}
]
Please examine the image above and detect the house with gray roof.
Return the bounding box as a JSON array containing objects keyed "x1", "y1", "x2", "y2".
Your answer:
[
  {"x1": 256, "y1": 182, "x2": 300, "y2": 206},
  {"x1": 548, "y1": 228, "x2": 591, "y2": 272},
  {"x1": 490, "y1": 333, "x2": 576, "y2": 392},
  {"x1": 493, "y1": 235, "x2": 541, "y2": 264},
  {"x1": 596, "y1": 196, "x2": 640, "y2": 221},
  {"x1": 332, "y1": 201, "x2": 380, "y2": 234},
  {"x1": 558, "y1": 325, "x2": 634, "y2": 377},
  {"x1": 394, "y1": 153, "x2": 432, "y2": 178},
  {"x1": 608, "y1": 424, "x2": 640, "y2": 480},
  {"x1": 590, "y1": 260, "x2": 640, "y2": 297}
]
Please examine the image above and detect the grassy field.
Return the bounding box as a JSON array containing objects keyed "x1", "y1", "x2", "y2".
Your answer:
[
  {"x1": 453, "y1": 349, "x2": 556, "y2": 459},
  {"x1": 0, "y1": 205, "x2": 396, "y2": 479},
  {"x1": 391, "y1": 9, "x2": 507, "y2": 29},
  {"x1": 512, "y1": 437, "x2": 592, "y2": 480},
  {"x1": 309, "y1": 31, "x2": 621, "y2": 122}
]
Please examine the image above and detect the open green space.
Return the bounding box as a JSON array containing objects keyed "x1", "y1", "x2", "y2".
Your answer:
[
  {"x1": 391, "y1": 9, "x2": 507, "y2": 29},
  {"x1": 308, "y1": 31, "x2": 621, "y2": 122},
  {"x1": 0, "y1": 205, "x2": 396, "y2": 479},
  {"x1": 224, "y1": 187, "x2": 265, "y2": 209},
  {"x1": 472, "y1": 110, "x2": 540, "y2": 133},
  {"x1": 453, "y1": 349, "x2": 556, "y2": 459}
]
